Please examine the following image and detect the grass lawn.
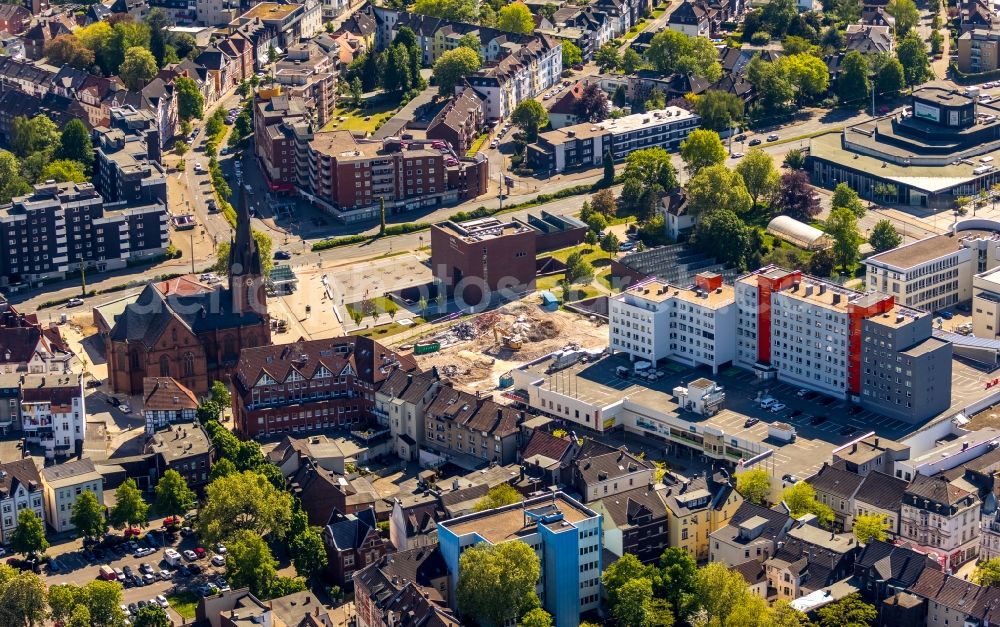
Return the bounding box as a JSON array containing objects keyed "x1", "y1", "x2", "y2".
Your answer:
[
  {"x1": 596, "y1": 269, "x2": 614, "y2": 290},
  {"x1": 537, "y1": 274, "x2": 563, "y2": 291},
  {"x1": 167, "y1": 591, "x2": 199, "y2": 619},
  {"x1": 350, "y1": 318, "x2": 425, "y2": 339},
  {"x1": 324, "y1": 98, "x2": 400, "y2": 134},
  {"x1": 549, "y1": 244, "x2": 615, "y2": 267},
  {"x1": 467, "y1": 133, "x2": 488, "y2": 156},
  {"x1": 347, "y1": 296, "x2": 398, "y2": 318}
]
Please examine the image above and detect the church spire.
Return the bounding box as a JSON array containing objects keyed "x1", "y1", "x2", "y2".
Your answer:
[{"x1": 229, "y1": 173, "x2": 265, "y2": 315}]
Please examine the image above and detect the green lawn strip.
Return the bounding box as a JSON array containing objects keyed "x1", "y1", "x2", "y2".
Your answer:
[{"x1": 167, "y1": 592, "x2": 199, "y2": 619}]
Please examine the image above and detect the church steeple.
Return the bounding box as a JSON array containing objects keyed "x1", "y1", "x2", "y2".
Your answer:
[{"x1": 229, "y1": 177, "x2": 265, "y2": 316}]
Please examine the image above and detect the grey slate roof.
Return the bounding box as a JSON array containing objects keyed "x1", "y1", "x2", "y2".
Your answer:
[{"x1": 854, "y1": 471, "x2": 907, "y2": 512}]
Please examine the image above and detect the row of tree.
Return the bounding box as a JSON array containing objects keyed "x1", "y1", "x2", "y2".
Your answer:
[{"x1": 0, "y1": 115, "x2": 94, "y2": 203}]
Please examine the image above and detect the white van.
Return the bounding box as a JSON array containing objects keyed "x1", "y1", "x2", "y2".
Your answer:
[
  {"x1": 760, "y1": 397, "x2": 777, "y2": 409},
  {"x1": 164, "y1": 548, "x2": 182, "y2": 567}
]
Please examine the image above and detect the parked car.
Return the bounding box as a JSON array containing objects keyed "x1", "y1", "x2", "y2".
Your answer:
[
  {"x1": 274, "y1": 250, "x2": 291, "y2": 260},
  {"x1": 770, "y1": 402, "x2": 787, "y2": 412},
  {"x1": 176, "y1": 565, "x2": 191, "y2": 577},
  {"x1": 180, "y1": 527, "x2": 194, "y2": 537},
  {"x1": 156, "y1": 595, "x2": 169, "y2": 609},
  {"x1": 215, "y1": 543, "x2": 227, "y2": 555},
  {"x1": 939, "y1": 310, "x2": 954, "y2": 320},
  {"x1": 618, "y1": 241, "x2": 636, "y2": 252},
  {"x1": 158, "y1": 569, "x2": 172, "y2": 580},
  {"x1": 796, "y1": 388, "x2": 809, "y2": 397},
  {"x1": 183, "y1": 550, "x2": 197, "y2": 561},
  {"x1": 139, "y1": 563, "x2": 153, "y2": 575},
  {"x1": 194, "y1": 547, "x2": 206, "y2": 558},
  {"x1": 123, "y1": 565, "x2": 134, "y2": 578},
  {"x1": 66, "y1": 298, "x2": 84, "y2": 307},
  {"x1": 142, "y1": 573, "x2": 155, "y2": 585},
  {"x1": 743, "y1": 417, "x2": 759, "y2": 428},
  {"x1": 767, "y1": 134, "x2": 779, "y2": 142},
  {"x1": 211, "y1": 554, "x2": 225, "y2": 567},
  {"x1": 189, "y1": 563, "x2": 203, "y2": 575},
  {"x1": 748, "y1": 138, "x2": 762, "y2": 146}
]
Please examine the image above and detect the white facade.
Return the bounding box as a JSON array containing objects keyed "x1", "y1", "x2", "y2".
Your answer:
[
  {"x1": 41, "y1": 460, "x2": 104, "y2": 533},
  {"x1": 301, "y1": 0, "x2": 323, "y2": 39},
  {"x1": 0, "y1": 465, "x2": 43, "y2": 544},
  {"x1": 609, "y1": 277, "x2": 736, "y2": 374},
  {"x1": 20, "y1": 374, "x2": 86, "y2": 460}
]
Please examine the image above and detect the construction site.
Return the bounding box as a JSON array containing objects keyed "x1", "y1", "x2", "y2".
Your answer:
[{"x1": 404, "y1": 301, "x2": 609, "y2": 393}]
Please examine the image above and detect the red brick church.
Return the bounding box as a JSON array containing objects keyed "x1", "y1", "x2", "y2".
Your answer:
[{"x1": 106, "y1": 188, "x2": 270, "y2": 397}]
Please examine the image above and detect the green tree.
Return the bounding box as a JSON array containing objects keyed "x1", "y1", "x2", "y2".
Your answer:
[
  {"x1": 498, "y1": 1, "x2": 534, "y2": 33},
  {"x1": 974, "y1": 557, "x2": 1000, "y2": 587},
  {"x1": 289, "y1": 527, "x2": 327, "y2": 582},
  {"x1": 621, "y1": 48, "x2": 643, "y2": 74},
  {"x1": 0, "y1": 151, "x2": 28, "y2": 203},
  {"x1": 646, "y1": 30, "x2": 722, "y2": 82},
  {"x1": 613, "y1": 578, "x2": 656, "y2": 627},
  {"x1": 10, "y1": 510, "x2": 47, "y2": 558},
  {"x1": 412, "y1": 0, "x2": 479, "y2": 21},
  {"x1": 832, "y1": 182, "x2": 865, "y2": 217},
  {"x1": 456, "y1": 542, "x2": 541, "y2": 627},
  {"x1": 624, "y1": 147, "x2": 678, "y2": 192},
  {"x1": 39, "y1": 160, "x2": 87, "y2": 184},
  {"x1": 432, "y1": 47, "x2": 482, "y2": 96},
  {"x1": 809, "y1": 248, "x2": 837, "y2": 277},
  {"x1": 603, "y1": 150, "x2": 615, "y2": 184},
  {"x1": 10, "y1": 114, "x2": 59, "y2": 159},
  {"x1": 520, "y1": 607, "x2": 553, "y2": 627},
  {"x1": 384, "y1": 44, "x2": 414, "y2": 94},
  {"x1": 826, "y1": 206, "x2": 863, "y2": 271},
  {"x1": 778, "y1": 53, "x2": 830, "y2": 103},
  {"x1": 474, "y1": 484, "x2": 523, "y2": 511},
  {"x1": 118, "y1": 46, "x2": 157, "y2": 91},
  {"x1": 595, "y1": 43, "x2": 621, "y2": 72},
  {"x1": 393, "y1": 26, "x2": 423, "y2": 81},
  {"x1": 133, "y1": 604, "x2": 171, "y2": 627},
  {"x1": 736, "y1": 148, "x2": 779, "y2": 209},
  {"x1": 210, "y1": 380, "x2": 232, "y2": 407},
  {"x1": 198, "y1": 470, "x2": 293, "y2": 544},
  {"x1": 680, "y1": 129, "x2": 727, "y2": 175},
  {"x1": 0, "y1": 566, "x2": 47, "y2": 627},
  {"x1": 747, "y1": 56, "x2": 794, "y2": 114},
  {"x1": 108, "y1": 19, "x2": 151, "y2": 75},
  {"x1": 869, "y1": 219, "x2": 902, "y2": 252},
  {"x1": 70, "y1": 490, "x2": 106, "y2": 541},
  {"x1": 778, "y1": 170, "x2": 820, "y2": 220},
  {"x1": 602, "y1": 553, "x2": 660, "y2": 609},
  {"x1": 688, "y1": 164, "x2": 752, "y2": 216},
  {"x1": 897, "y1": 32, "x2": 931, "y2": 86},
  {"x1": 109, "y1": 478, "x2": 149, "y2": 530},
  {"x1": 58, "y1": 119, "x2": 94, "y2": 173},
  {"x1": 853, "y1": 513, "x2": 890, "y2": 544},
  {"x1": 735, "y1": 468, "x2": 771, "y2": 504},
  {"x1": 209, "y1": 457, "x2": 237, "y2": 482},
  {"x1": 226, "y1": 530, "x2": 277, "y2": 597},
  {"x1": 154, "y1": 469, "x2": 196, "y2": 518},
  {"x1": 175, "y1": 76, "x2": 204, "y2": 121},
  {"x1": 782, "y1": 481, "x2": 835, "y2": 527},
  {"x1": 511, "y1": 99, "x2": 549, "y2": 142},
  {"x1": 692, "y1": 90, "x2": 744, "y2": 132},
  {"x1": 44, "y1": 34, "x2": 94, "y2": 70},
  {"x1": 600, "y1": 232, "x2": 621, "y2": 258},
  {"x1": 458, "y1": 33, "x2": 481, "y2": 55},
  {"x1": 815, "y1": 593, "x2": 877, "y2": 627},
  {"x1": 929, "y1": 29, "x2": 943, "y2": 56},
  {"x1": 82, "y1": 580, "x2": 126, "y2": 627},
  {"x1": 886, "y1": 0, "x2": 919, "y2": 35},
  {"x1": 145, "y1": 8, "x2": 171, "y2": 68},
  {"x1": 691, "y1": 209, "x2": 751, "y2": 268},
  {"x1": 659, "y1": 548, "x2": 697, "y2": 619},
  {"x1": 76, "y1": 22, "x2": 115, "y2": 75},
  {"x1": 48, "y1": 584, "x2": 83, "y2": 626},
  {"x1": 695, "y1": 562, "x2": 758, "y2": 626},
  {"x1": 838, "y1": 51, "x2": 870, "y2": 107}
]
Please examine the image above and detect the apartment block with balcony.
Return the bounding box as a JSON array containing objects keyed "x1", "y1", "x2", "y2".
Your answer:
[
  {"x1": 900, "y1": 473, "x2": 980, "y2": 572},
  {"x1": 373, "y1": 368, "x2": 441, "y2": 462},
  {"x1": 231, "y1": 336, "x2": 417, "y2": 439},
  {"x1": 273, "y1": 43, "x2": 337, "y2": 126},
  {"x1": 93, "y1": 107, "x2": 167, "y2": 209},
  {"x1": 20, "y1": 373, "x2": 85, "y2": 460},
  {"x1": 527, "y1": 107, "x2": 699, "y2": 173},
  {"x1": 254, "y1": 94, "x2": 311, "y2": 193},
  {"x1": 609, "y1": 272, "x2": 736, "y2": 374},
  {"x1": 0, "y1": 181, "x2": 169, "y2": 286},
  {"x1": 438, "y1": 493, "x2": 602, "y2": 627},
  {"x1": 420, "y1": 384, "x2": 521, "y2": 469},
  {"x1": 958, "y1": 29, "x2": 1000, "y2": 73}
]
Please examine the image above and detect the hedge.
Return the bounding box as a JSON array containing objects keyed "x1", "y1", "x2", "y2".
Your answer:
[{"x1": 949, "y1": 63, "x2": 1000, "y2": 85}]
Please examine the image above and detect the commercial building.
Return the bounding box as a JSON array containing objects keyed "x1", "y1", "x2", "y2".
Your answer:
[
  {"x1": 527, "y1": 107, "x2": 699, "y2": 173},
  {"x1": 958, "y1": 29, "x2": 1000, "y2": 73},
  {"x1": 663, "y1": 470, "x2": 742, "y2": 562},
  {"x1": 231, "y1": 2, "x2": 320, "y2": 47},
  {"x1": 609, "y1": 273, "x2": 737, "y2": 374},
  {"x1": 420, "y1": 385, "x2": 522, "y2": 469},
  {"x1": 273, "y1": 43, "x2": 338, "y2": 126},
  {"x1": 764, "y1": 522, "x2": 859, "y2": 601},
  {"x1": 292, "y1": 129, "x2": 488, "y2": 222},
  {"x1": 40, "y1": 458, "x2": 102, "y2": 533},
  {"x1": 735, "y1": 266, "x2": 952, "y2": 422},
  {"x1": 0, "y1": 181, "x2": 169, "y2": 286},
  {"x1": 900, "y1": 473, "x2": 981, "y2": 571},
  {"x1": 20, "y1": 373, "x2": 85, "y2": 460},
  {"x1": 865, "y1": 226, "x2": 1000, "y2": 313},
  {"x1": 809, "y1": 87, "x2": 1000, "y2": 208},
  {"x1": 231, "y1": 336, "x2": 417, "y2": 439},
  {"x1": 438, "y1": 493, "x2": 602, "y2": 627},
  {"x1": 0, "y1": 459, "x2": 43, "y2": 543},
  {"x1": 430, "y1": 217, "x2": 537, "y2": 307},
  {"x1": 253, "y1": 94, "x2": 310, "y2": 193}
]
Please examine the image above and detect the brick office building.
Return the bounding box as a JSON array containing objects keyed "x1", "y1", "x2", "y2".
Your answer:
[
  {"x1": 231, "y1": 336, "x2": 417, "y2": 439},
  {"x1": 430, "y1": 217, "x2": 537, "y2": 307}
]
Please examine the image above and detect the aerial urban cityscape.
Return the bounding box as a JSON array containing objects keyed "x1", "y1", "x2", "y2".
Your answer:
[{"x1": 0, "y1": 0, "x2": 998, "y2": 624}]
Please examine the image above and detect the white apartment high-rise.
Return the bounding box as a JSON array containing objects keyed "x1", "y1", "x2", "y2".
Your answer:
[{"x1": 609, "y1": 272, "x2": 736, "y2": 373}]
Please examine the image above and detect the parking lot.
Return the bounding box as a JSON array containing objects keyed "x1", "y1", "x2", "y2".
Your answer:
[{"x1": 43, "y1": 523, "x2": 228, "y2": 624}]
